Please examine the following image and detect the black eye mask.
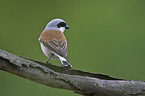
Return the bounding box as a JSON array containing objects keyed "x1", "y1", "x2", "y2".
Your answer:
[{"x1": 57, "y1": 22, "x2": 66, "y2": 28}]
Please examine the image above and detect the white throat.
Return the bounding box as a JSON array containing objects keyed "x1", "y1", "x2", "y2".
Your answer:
[{"x1": 59, "y1": 27, "x2": 65, "y2": 32}]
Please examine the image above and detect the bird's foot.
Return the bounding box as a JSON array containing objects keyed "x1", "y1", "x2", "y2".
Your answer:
[{"x1": 45, "y1": 61, "x2": 52, "y2": 65}]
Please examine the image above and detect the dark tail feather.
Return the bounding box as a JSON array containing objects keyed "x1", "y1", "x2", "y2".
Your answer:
[
  {"x1": 62, "y1": 61, "x2": 72, "y2": 71},
  {"x1": 60, "y1": 58, "x2": 72, "y2": 71}
]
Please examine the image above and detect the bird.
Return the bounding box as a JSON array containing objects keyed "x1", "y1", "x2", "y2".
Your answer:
[{"x1": 38, "y1": 18, "x2": 72, "y2": 71}]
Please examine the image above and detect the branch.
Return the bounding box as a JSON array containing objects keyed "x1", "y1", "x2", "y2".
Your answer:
[{"x1": 0, "y1": 49, "x2": 145, "y2": 96}]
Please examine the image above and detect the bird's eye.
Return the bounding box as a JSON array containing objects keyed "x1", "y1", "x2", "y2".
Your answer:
[
  {"x1": 57, "y1": 22, "x2": 66, "y2": 28},
  {"x1": 60, "y1": 22, "x2": 66, "y2": 27}
]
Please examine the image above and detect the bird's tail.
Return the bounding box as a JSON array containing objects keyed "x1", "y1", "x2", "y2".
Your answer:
[{"x1": 59, "y1": 57, "x2": 72, "y2": 71}]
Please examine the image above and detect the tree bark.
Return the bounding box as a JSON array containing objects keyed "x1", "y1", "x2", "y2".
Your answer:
[{"x1": 0, "y1": 49, "x2": 145, "y2": 96}]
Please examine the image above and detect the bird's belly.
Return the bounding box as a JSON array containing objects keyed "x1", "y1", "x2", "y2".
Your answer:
[{"x1": 40, "y1": 43, "x2": 58, "y2": 60}]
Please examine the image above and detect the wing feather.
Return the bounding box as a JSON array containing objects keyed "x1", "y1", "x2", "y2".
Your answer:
[
  {"x1": 39, "y1": 30, "x2": 68, "y2": 57},
  {"x1": 40, "y1": 40, "x2": 68, "y2": 57}
]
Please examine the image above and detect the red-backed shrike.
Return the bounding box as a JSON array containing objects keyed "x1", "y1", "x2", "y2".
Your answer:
[{"x1": 39, "y1": 19, "x2": 72, "y2": 70}]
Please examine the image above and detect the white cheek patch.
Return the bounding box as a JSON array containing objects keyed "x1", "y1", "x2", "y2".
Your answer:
[{"x1": 59, "y1": 27, "x2": 65, "y2": 32}]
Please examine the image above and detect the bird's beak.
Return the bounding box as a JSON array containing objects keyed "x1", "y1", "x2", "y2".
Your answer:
[{"x1": 65, "y1": 25, "x2": 70, "y2": 29}]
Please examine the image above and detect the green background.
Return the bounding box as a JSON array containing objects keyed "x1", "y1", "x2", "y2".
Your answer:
[{"x1": 0, "y1": 0, "x2": 145, "y2": 96}]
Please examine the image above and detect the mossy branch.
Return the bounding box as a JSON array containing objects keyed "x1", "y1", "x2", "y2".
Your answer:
[{"x1": 0, "y1": 49, "x2": 145, "y2": 96}]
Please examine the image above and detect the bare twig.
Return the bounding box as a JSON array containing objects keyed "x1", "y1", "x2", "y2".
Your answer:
[{"x1": 0, "y1": 49, "x2": 145, "y2": 96}]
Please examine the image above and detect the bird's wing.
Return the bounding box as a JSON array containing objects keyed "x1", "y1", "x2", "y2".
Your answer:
[
  {"x1": 39, "y1": 30, "x2": 68, "y2": 57},
  {"x1": 40, "y1": 40, "x2": 68, "y2": 57}
]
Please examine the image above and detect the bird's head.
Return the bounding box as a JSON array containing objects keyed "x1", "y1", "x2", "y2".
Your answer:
[{"x1": 45, "y1": 19, "x2": 70, "y2": 32}]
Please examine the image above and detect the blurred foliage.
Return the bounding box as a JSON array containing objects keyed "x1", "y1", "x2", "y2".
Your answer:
[{"x1": 0, "y1": 0, "x2": 145, "y2": 96}]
